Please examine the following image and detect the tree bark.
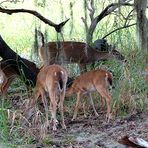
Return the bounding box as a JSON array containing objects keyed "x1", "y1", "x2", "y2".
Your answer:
[
  {"x1": 0, "y1": 35, "x2": 39, "y2": 86},
  {"x1": 134, "y1": 0, "x2": 148, "y2": 62}
]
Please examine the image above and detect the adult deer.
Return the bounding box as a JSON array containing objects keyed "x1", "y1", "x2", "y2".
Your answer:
[
  {"x1": 35, "y1": 64, "x2": 68, "y2": 131},
  {"x1": 66, "y1": 68, "x2": 113, "y2": 122},
  {"x1": 0, "y1": 59, "x2": 39, "y2": 97},
  {"x1": 38, "y1": 31, "x2": 125, "y2": 72}
]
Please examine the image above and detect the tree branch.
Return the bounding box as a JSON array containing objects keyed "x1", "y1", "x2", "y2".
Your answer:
[
  {"x1": 86, "y1": 1, "x2": 135, "y2": 44},
  {"x1": 102, "y1": 23, "x2": 136, "y2": 39},
  {"x1": 0, "y1": 7, "x2": 69, "y2": 32}
]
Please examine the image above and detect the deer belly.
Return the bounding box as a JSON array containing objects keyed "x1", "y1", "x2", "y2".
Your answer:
[
  {"x1": 88, "y1": 86, "x2": 96, "y2": 92},
  {"x1": 82, "y1": 86, "x2": 96, "y2": 94}
]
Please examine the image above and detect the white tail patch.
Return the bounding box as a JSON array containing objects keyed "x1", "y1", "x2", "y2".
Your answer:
[
  {"x1": 105, "y1": 73, "x2": 108, "y2": 82},
  {"x1": 55, "y1": 71, "x2": 64, "y2": 76},
  {"x1": 60, "y1": 70, "x2": 64, "y2": 75},
  {"x1": 54, "y1": 72, "x2": 57, "y2": 76},
  {"x1": 0, "y1": 73, "x2": 4, "y2": 84}
]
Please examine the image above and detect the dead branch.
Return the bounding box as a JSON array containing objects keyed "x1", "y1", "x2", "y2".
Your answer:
[
  {"x1": 86, "y1": 1, "x2": 135, "y2": 44},
  {"x1": 81, "y1": 0, "x2": 95, "y2": 43},
  {"x1": 102, "y1": 23, "x2": 136, "y2": 39},
  {"x1": 0, "y1": 7, "x2": 69, "y2": 32},
  {"x1": 124, "y1": 9, "x2": 135, "y2": 25},
  {"x1": 87, "y1": 0, "x2": 95, "y2": 22},
  {"x1": 81, "y1": 0, "x2": 89, "y2": 33}
]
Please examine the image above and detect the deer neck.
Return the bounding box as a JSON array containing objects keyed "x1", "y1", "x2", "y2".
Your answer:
[{"x1": 90, "y1": 50, "x2": 115, "y2": 61}]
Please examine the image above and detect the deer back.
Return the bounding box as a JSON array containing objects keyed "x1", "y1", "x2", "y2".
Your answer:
[
  {"x1": 39, "y1": 41, "x2": 125, "y2": 66},
  {"x1": 36, "y1": 64, "x2": 68, "y2": 94},
  {"x1": 39, "y1": 41, "x2": 90, "y2": 65}
]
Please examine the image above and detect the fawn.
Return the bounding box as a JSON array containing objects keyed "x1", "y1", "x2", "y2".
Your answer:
[{"x1": 66, "y1": 68, "x2": 113, "y2": 122}]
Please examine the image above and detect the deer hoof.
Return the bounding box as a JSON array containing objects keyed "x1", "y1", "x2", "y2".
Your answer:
[
  {"x1": 95, "y1": 112, "x2": 99, "y2": 117},
  {"x1": 106, "y1": 113, "x2": 112, "y2": 122},
  {"x1": 62, "y1": 123, "x2": 67, "y2": 130}
]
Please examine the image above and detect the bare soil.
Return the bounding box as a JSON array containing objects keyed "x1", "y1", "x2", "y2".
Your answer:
[
  {"x1": 6, "y1": 94, "x2": 148, "y2": 148},
  {"x1": 41, "y1": 111, "x2": 148, "y2": 148}
]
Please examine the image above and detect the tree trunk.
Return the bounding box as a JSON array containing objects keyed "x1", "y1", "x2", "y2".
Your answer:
[
  {"x1": 134, "y1": 0, "x2": 148, "y2": 62},
  {"x1": 0, "y1": 35, "x2": 39, "y2": 86}
]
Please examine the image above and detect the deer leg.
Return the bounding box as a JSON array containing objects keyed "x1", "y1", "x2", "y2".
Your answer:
[
  {"x1": 22, "y1": 88, "x2": 41, "y2": 125},
  {"x1": 1, "y1": 77, "x2": 13, "y2": 98},
  {"x1": 49, "y1": 92, "x2": 58, "y2": 131},
  {"x1": 96, "y1": 86, "x2": 111, "y2": 122},
  {"x1": 72, "y1": 92, "x2": 81, "y2": 121},
  {"x1": 82, "y1": 97, "x2": 87, "y2": 118},
  {"x1": 104, "y1": 92, "x2": 111, "y2": 122},
  {"x1": 58, "y1": 90, "x2": 66, "y2": 129},
  {"x1": 41, "y1": 90, "x2": 49, "y2": 126},
  {"x1": 99, "y1": 95, "x2": 105, "y2": 111},
  {"x1": 88, "y1": 93, "x2": 99, "y2": 117},
  {"x1": 49, "y1": 101, "x2": 58, "y2": 124}
]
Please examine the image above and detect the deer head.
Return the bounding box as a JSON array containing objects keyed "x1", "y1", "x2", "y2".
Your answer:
[{"x1": 108, "y1": 45, "x2": 126, "y2": 63}]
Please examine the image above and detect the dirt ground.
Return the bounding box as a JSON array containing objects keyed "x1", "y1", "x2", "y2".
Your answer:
[
  {"x1": 41, "y1": 111, "x2": 148, "y2": 148},
  {"x1": 20, "y1": 110, "x2": 148, "y2": 148},
  {"x1": 3, "y1": 94, "x2": 148, "y2": 148}
]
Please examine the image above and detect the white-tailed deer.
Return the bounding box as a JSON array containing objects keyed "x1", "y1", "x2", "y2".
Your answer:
[
  {"x1": 35, "y1": 64, "x2": 68, "y2": 131},
  {"x1": 0, "y1": 59, "x2": 39, "y2": 97},
  {"x1": 39, "y1": 40, "x2": 125, "y2": 72},
  {"x1": 66, "y1": 69, "x2": 113, "y2": 122}
]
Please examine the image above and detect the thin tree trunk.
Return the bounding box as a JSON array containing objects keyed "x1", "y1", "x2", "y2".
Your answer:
[{"x1": 134, "y1": 0, "x2": 148, "y2": 62}]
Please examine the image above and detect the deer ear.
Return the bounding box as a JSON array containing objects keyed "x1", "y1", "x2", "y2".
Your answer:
[
  {"x1": 110, "y1": 44, "x2": 116, "y2": 52},
  {"x1": 108, "y1": 45, "x2": 112, "y2": 52}
]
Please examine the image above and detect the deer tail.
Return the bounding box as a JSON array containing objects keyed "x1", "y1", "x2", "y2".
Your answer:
[
  {"x1": 55, "y1": 70, "x2": 66, "y2": 92},
  {"x1": 36, "y1": 29, "x2": 45, "y2": 46},
  {"x1": 105, "y1": 72, "x2": 113, "y2": 86}
]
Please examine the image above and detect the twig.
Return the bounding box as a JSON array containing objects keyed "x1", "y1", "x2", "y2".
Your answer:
[
  {"x1": 124, "y1": 8, "x2": 135, "y2": 25},
  {"x1": 102, "y1": 23, "x2": 136, "y2": 39}
]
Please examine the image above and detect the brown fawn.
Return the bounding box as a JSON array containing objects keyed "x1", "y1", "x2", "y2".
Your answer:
[
  {"x1": 35, "y1": 64, "x2": 68, "y2": 131},
  {"x1": 66, "y1": 69, "x2": 113, "y2": 122}
]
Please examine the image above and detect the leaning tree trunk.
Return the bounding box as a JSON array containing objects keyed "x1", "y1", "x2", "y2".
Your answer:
[
  {"x1": 0, "y1": 35, "x2": 39, "y2": 86},
  {"x1": 134, "y1": 0, "x2": 148, "y2": 63}
]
